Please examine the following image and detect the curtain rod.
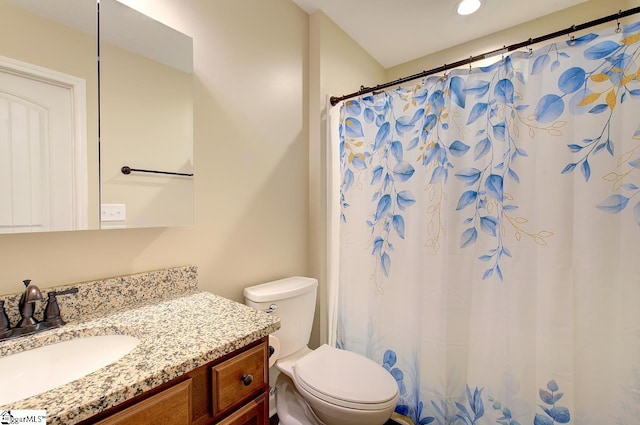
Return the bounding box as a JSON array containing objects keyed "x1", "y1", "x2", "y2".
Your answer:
[{"x1": 329, "y1": 6, "x2": 640, "y2": 106}]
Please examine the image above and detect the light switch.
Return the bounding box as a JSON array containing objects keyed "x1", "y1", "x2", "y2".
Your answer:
[{"x1": 101, "y1": 204, "x2": 126, "y2": 222}]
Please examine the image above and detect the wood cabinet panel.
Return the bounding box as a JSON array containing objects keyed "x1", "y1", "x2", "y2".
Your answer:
[
  {"x1": 94, "y1": 379, "x2": 192, "y2": 425},
  {"x1": 215, "y1": 393, "x2": 267, "y2": 425},
  {"x1": 211, "y1": 343, "x2": 266, "y2": 415},
  {"x1": 83, "y1": 337, "x2": 269, "y2": 425}
]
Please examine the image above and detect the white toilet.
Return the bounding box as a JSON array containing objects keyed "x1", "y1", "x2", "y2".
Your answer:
[{"x1": 244, "y1": 277, "x2": 399, "y2": 425}]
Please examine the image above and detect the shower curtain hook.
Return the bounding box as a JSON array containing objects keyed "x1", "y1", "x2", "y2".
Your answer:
[
  {"x1": 616, "y1": 10, "x2": 622, "y2": 33},
  {"x1": 568, "y1": 25, "x2": 576, "y2": 45},
  {"x1": 527, "y1": 38, "x2": 534, "y2": 56}
]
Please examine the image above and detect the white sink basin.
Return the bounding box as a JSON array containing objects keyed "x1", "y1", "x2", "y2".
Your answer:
[{"x1": 0, "y1": 334, "x2": 140, "y2": 406}]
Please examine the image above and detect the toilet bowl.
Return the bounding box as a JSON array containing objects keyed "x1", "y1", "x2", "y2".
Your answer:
[
  {"x1": 286, "y1": 344, "x2": 398, "y2": 425},
  {"x1": 244, "y1": 277, "x2": 399, "y2": 425},
  {"x1": 275, "y1": 374, "x2": 324, "y2": 425}
]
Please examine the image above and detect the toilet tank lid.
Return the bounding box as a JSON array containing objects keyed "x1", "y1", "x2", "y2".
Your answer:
[{"x1": 244, "y1": 276, "x2": 318, "y2": 302}]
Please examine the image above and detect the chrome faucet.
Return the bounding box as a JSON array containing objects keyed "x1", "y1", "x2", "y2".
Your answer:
[{"x1": 0, "y1": 280, "x2": 78, "y2": 341}]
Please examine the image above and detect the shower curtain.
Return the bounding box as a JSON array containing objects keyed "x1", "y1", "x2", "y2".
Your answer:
[{"x1": 329, "y1": 19, "x2": 640, "y2": 425}]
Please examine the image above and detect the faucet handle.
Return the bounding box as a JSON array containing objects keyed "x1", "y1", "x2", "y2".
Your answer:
[
  {"x1": 44, "y1": 287, "x2": 78, "y2": 327},
  {"x1": 53, "y1": 288, "x2": 79, "y2": 297},
  {"x1": 0, "y1": 300, "x2": 10, "y2": 335}
]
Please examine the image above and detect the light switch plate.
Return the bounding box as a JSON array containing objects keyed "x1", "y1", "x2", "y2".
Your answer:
[{"x1": 101, "y1": 204, "x2": 126, "y2": 222}]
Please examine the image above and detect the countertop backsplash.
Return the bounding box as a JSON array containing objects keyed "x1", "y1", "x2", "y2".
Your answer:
[{"x1": 0, "y1": 265, "x2": 199, "y2": 326}]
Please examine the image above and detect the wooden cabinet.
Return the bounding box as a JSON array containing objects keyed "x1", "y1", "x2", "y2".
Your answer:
[
  {"x1": 93, "y1": 380, "x2": 192, "y2": 425},
  {"x1": 211, "y1": 344, "x2": 266, "y2": 416},
  {"x1": 216, "y1": 393, "x2": 267, "y2": 425},
  {"x1": 81, "y1": 337, "x2": 269, "y2": 425}
]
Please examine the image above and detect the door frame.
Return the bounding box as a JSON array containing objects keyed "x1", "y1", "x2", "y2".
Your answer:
[{"x1": 0, "y1": 54, "x2": 88, "y2": 230}]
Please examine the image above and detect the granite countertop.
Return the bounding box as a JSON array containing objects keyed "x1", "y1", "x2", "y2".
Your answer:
[{"x1": 0, "y1": 291, "x2": 280, "y2": 424}]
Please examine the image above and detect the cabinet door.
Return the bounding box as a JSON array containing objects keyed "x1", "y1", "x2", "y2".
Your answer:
[
  {"x1": 211, "y1": 343, "x2": 266, "y2": 414},
  {"x1": 94, "y1": 379, "x2": 192, "y2": 425},
  {"x1": 216, "y1": 394, "x2": 267, "y2": 425}
]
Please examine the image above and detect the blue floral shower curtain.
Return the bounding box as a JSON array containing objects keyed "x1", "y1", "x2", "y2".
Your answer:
[{"x1": 333, "y1": 19, "x2": 640, "y2": 425}]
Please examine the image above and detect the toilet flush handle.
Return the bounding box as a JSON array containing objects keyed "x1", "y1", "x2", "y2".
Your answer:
[{"x1": 264, "y1": 304, "x2": 277, "y2": 314}]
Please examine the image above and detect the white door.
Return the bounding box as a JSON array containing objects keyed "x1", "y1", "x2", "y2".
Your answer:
[{"x1": 0, "y1": 56, "x2": 87, "y2": 233}]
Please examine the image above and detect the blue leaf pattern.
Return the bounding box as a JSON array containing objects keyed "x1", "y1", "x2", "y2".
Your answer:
[
  {"x1": 336, "y1": 23, "x2": 640, "y2": 425},
  {"x1": 393, "y1": 161, "x2": 416, "y2": 182},
  {"x1": 461, "y1": 227, "x2": 478, "y2": 248},
  {"x1": 374, "y1": 122, "x2": 391, "y2": 150},
  {"x1": 339, "y1": 19, "x2": 640, "y2": 283},
  {"x1": 392, "y1": 214, "x2": 405, "y2": 239},
  {"x1": 485, "y1": 174, "x2": 504, "y2": 202},
  {"x1": 532, "y1": 54, "x2": 551, "y2": 75},
  {"x1": 557, "y1": 67, "x2": 586, "y2": 94},
  {"x1": 464, "y1": 80, "x2": 491, "y2": 97},
  {"x1": 450, "y1": 140, "x2": 471, "y2": 156},
  {"x1": 568, "y1": 32, "x2": 598, "y2": 46},
  {"x1": 450, "y1": 76, "x2": 466, "y2": 108},
  {"x1": 535, "y1": 94, "x2": 564, "y2": 123},
  {"x1": 397, "y1": 190, "x2": 416, "y2": 209},
  {"x1": 597, "y1": 194, "x2": 629, "y2": 213},
  {"x1": 584, "y1": 40, "x2": 621, "y2": 59},
  {"x1": 375, "y1": 194, "x2": 392, "y2": 221},
  {"x1": 456, "y1": 168, "x2": 482, "y2": 186},
  {"x1": 380, "y1": 350, "x2": 577, "y2": 425},
  {"x1": 457, "y1": 191, "x2": 478, "y2": 210},
  {"x1": 467, "y1": 102, "x2": 489, "y2": 125},
  {"x1": 344, "y1": 117, "x2": 364, "y2": 138},
  {"x1": 474, "y1": 137, "x2": 492, "y2": 160}
]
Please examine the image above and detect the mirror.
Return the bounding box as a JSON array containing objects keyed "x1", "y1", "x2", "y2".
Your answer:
[
  {"x1": 99, "y1": 0, "x2": 194, "y2": 229},
  {"x1": 0, "y1": 0, "x2": 193, "y2": 233},
  {"x1": 0, "y1": 0, "x2": 98, "y2": 233}
]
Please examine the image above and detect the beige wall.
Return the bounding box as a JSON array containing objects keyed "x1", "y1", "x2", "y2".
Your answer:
[
  {"x1": 307, "y1": 11, "x2": 385, "y2": 345},
  {"x1": 0, "y1": 0, "x2": 309, "y2": 306}
]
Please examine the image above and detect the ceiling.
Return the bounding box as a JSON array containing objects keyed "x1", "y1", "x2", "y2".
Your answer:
[{"x1": 291, "y1": 0, "x2": 589, "y2": 68}]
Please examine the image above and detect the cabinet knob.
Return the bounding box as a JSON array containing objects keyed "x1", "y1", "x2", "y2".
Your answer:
[{"x1": 241, "y1": 374, "x2": 253, "y2": 386}]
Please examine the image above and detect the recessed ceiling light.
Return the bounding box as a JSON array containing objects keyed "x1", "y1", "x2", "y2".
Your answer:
[{"x1": 457, "y1": 0, "x2": 482, "y2": 15}]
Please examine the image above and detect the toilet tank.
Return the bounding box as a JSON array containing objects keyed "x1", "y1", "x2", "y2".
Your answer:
[{"x1": 244, "y1": 277, "x2": 317, "y2": 359}]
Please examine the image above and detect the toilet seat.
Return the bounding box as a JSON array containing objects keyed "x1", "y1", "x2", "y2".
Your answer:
[{"x1": 292, "y1": 345, "x2": 398, "y2": 411}]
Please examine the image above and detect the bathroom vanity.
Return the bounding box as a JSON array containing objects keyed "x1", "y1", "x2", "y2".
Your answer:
[
  {"x1": 0, "y1": 266, "x2": 279, "y2": 425},
  {"x1": 87, "y1": 337, "x2": 269, "y2": 425}
]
